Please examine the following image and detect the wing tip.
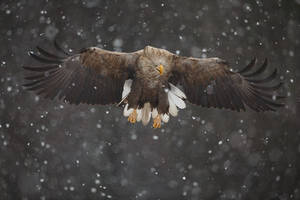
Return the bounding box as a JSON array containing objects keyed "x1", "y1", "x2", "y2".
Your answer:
[
  {"x1": 237, "y1": 57, "x2": 257, "y2": 74},
  {"x1": 54, "y1": 38, "x2": 71, "y2": 56}
]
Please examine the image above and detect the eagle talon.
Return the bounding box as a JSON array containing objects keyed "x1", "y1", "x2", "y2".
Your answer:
[
  {"x1": 128, "y1": 109, "x2": 137, "y2": 123},
  {"x1": 153, "y1": 115, "x2": 161, "y2": 129}
]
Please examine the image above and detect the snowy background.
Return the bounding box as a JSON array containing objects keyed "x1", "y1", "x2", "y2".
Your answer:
[{"x1": 1, "y1": 0, "x2": 300, "y2": 199}]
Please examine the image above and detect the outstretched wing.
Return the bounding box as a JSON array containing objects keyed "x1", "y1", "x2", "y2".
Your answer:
[
  {"x1": 23, "y1": 42, "x2": 142, "y2": 105},
  {"x1": 171, "y1": 57, "x2": 284, "y2": 112}
]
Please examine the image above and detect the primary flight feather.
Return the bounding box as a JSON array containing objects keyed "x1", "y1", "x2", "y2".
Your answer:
[{"x1": 23, "y1": 41, "x2": 285, "y2": 128}]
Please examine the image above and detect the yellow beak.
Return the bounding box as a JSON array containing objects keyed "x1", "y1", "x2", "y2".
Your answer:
[{"x1": 156, "y1": 64, "x2": 164, "y2": 75}]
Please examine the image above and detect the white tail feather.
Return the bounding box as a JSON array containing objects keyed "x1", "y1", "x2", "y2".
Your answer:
[
  {"x1": 123, "y1": 104, "x2": 133, "y2": 117},
  {"x1": 122, "y1": 79, "x2": 133, "y2": 99},
  {"x1": 136, "y1": 109, "x2": 142, "y2": 122},
  {"x1": 168, "y1": 96, "x2": 178, "y2": 117},
  {"x1": 161, "y1": 114, "x2": 170, "y2": 123},
  {"x1": 169, "y1": 83, "x2": 186, "y2": 99},
  {"x1": 142, "y1": 103, "x2": 151, "y2": 125},
  {"x1": 168, "y1": 92, "x2": 186, "y2": 109},
  {"x1": 152, "y1": 108, "x2": 158, "y2": 119}
]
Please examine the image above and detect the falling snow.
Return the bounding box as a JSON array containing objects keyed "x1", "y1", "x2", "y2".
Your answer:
[{"x1": 0, "y1": 1, "x2": 299, "y2": 200}]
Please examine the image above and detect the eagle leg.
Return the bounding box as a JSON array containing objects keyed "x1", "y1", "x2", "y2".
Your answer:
[
  {"x1": 152, "y1": 115, "x2": 161, "y2": 129},
  {"x1": 128, "y1": 109, "x2": 137, "y2": 123}
]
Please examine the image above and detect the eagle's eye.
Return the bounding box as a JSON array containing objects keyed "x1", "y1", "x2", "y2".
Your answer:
[{"x1": 155, "y1": 64, "x2": 164, "y2": 75}]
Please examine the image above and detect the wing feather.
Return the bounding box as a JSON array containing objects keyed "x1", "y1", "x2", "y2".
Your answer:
[
  {"x1": 171, "y1": 57, "x2": 284, "y2": 112},
  {"x1": 23, "y1": 43, "x2": 142, "y2": 105}
]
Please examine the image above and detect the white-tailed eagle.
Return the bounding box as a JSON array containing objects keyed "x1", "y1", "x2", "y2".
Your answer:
[{"x1": 23, "y1": 41, "x2": 285, "y2": 128}]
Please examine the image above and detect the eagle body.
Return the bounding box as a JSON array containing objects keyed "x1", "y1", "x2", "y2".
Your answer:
[{"x1": 23, "y1": 42, "x2": 284, "y2": 128}]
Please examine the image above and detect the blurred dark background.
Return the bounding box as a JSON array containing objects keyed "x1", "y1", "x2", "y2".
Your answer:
[{"x1": 0, "y1": 0, "x2": 300, "y2": 199}]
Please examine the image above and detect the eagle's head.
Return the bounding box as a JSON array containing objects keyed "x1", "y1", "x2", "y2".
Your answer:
[{"x1": 139, "y1": 46, "x2": 173, "y2": 77}]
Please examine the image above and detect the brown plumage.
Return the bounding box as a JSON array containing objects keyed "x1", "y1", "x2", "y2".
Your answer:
[{"x1": 23, "y1": 42, "x2": 285, "y2": 128}]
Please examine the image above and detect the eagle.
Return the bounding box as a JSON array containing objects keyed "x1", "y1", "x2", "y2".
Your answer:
[{"x1": 23, "y1": 41, "x2": 284, "y2": 128}]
